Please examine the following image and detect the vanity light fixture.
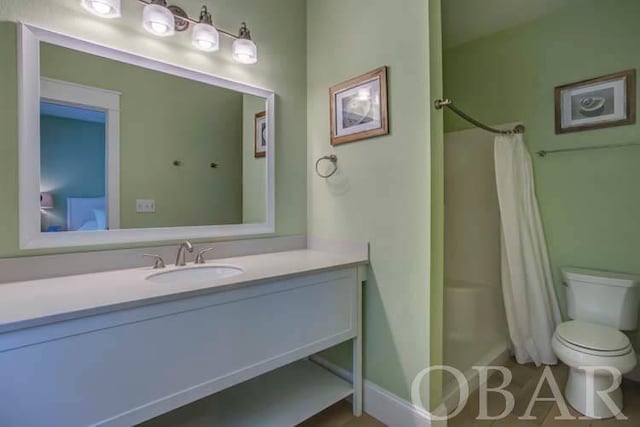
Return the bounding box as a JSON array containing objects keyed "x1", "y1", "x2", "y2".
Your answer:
[
  {"x1": 191, "y1": 6, "x2": 219, "y2": 52},
  {"x1": 142, "y1": 0, "x2": 175, "y2": 37},
  {"x1": 82, "y1": 0, "x2": 258, "y2": 64},
  {"x1": 81, "y1": 0, "x2": 121, "y2": 18},
  {"x1": 232, "y1": 23, "x2": 258, "y2": 65}
]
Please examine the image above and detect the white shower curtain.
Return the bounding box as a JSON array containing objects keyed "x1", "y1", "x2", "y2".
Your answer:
[{"x1": 494, "y1": 134, "x2": 561, "y2": 366}]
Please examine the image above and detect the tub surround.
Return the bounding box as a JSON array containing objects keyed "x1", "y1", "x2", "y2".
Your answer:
[
  {"x1": 443, "y1": 127, "x2": 510, "y2": 409},
  {"x1": 0, "y1": 241, "x2": 368, "y2": 334}
]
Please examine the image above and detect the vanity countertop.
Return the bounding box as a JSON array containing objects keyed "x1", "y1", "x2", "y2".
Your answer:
[{"x1": 0, "y1": 249, "x2": 367, "y2": 334}]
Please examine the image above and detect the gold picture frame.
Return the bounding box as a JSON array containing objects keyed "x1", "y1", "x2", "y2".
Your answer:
[
  {"x1": 555, "y1": 69, "x2": 636, "y2": 134},
  {"x1": 330, "y1": 66, "x2": 389, "y2": 146},
  {"x1": 254, "y1": 111, "x2": 266, "y2": 158}
]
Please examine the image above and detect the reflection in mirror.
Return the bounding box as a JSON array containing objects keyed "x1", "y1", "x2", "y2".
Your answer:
[
  {"x1": 38, "y1": 42, "x2": 268, "y2": 233},
  {"x1": 40, "y1": 99, "x2": 108, "y2": 232}
]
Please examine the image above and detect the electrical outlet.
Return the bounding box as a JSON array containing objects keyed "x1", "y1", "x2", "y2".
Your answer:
[{"x1": 136, "y1": 199, "x2": 156, "y2": 213}]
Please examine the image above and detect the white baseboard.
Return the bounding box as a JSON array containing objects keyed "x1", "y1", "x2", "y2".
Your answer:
[
  {"x1": 310, "y1": 355, "x2": 436, "y2": 427},
  {"x1": 440, "y1": 342, "x2": 510, "y2": 413}
]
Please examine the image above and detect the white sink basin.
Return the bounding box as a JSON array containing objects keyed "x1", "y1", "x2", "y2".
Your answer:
[{"x1": 147, "y1": 265, "x2": 244, "y2": 285}]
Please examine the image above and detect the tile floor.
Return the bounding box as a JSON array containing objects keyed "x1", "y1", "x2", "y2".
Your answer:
[{"x1": 448, "y1": 359, "x2": 640, "y2": 427}]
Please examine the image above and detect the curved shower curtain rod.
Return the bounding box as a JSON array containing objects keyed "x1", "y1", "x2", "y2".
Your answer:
[{"x1": 435, "y1": 99, "x2": 525, "y2": 135}]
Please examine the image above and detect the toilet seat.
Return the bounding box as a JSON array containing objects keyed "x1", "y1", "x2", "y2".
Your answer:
[{"x1": 555, "y1": 321, "x2": 632, "y2": 357}]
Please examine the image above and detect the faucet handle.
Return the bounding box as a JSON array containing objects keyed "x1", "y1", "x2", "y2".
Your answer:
[
  {"x1": 194, "y1": 248, "x2": 214, "y2": 264},
  {"x1": 143, "y1": 254, "x2": 166, "y2": 269}
]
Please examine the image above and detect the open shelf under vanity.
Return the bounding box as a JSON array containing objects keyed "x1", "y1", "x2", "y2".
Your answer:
[{"x1": 142, "y1": 359, "x2": 353, "y2": 426}]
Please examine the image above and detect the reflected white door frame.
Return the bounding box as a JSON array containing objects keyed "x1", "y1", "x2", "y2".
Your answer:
[{"x1": 40, "y1": 78, "x2": 121, "y2": 230}]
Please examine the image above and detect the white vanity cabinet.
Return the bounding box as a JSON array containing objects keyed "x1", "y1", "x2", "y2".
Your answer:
[{"x1": 0, "y1": 266, "x2": 363, "y2": 427}]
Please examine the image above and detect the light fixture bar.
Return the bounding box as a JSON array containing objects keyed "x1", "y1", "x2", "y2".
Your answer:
[{"x1": 135, "y1": 0, "x2": 241, "y2": 40}]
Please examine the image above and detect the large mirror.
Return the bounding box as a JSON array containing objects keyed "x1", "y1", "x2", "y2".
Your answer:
[{"x1": 19, "y1": 24, "x2": 275, "y2": 249}]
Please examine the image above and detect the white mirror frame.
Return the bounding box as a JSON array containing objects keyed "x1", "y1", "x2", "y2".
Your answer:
[{"x1": 18, "y1": 23, "x2": 276, "y2": 250}]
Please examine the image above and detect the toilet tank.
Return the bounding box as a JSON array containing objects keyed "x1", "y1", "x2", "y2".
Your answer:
[{"x1": 563, "y1": 268, "x2": 640, "y2": 331}]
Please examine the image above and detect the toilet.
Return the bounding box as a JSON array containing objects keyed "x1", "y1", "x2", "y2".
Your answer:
[{"x1": 552, "y1": 268, "x2": 640, "y2": 419}]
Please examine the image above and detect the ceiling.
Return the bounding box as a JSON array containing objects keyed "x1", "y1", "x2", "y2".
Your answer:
[{"x1": 443, "y1": 0, "x2": 576, "y2": 48}]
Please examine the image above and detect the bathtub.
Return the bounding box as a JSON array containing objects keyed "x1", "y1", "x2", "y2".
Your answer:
[{"x1": 443, "y1": 279, "x2": 510, "y2": 398}]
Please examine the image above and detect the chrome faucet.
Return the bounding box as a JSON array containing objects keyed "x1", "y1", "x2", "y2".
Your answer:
[{"x1": 175, "y1": 241, "x2": 194, "y2": 267}]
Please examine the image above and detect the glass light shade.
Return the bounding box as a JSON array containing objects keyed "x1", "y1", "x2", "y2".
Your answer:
[
  {"x1": 192, "y1": 23, "x2": 220, "y2": 52},
  {"x1": 232, "y1": 38, "x2": 258, "y2": 64},
  {"x1": 81, "y1": 0, "x2": 121, "y2": 18},
  {"x1": 142, "y1": 3, "x2": 175, "y2": 37}
]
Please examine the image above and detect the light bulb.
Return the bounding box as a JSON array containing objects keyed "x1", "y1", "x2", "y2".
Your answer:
[
  {"x1": 92, "y1": 2, "x2": 110, "y2": 14},
  {"x1": 192, "y1": 22, "x2": 220, "y2": 52},
  {"x1": 197, "y1": 40, "x2": 213, "y2": 50},
  {"x1": 151, "y1": 21, "x2": 170, "y2": 34},
  {"x1": 232, "y1": 38, "x2": 258, "y2": 64},
  {"x1": 81, "y1": 0, "x2": 121, "y2": 18},
  {"x1": 142, "y1": 2, "x2": 175, "y2": 37}
]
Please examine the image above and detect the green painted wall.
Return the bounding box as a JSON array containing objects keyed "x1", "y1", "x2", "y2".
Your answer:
[
  {"x1": 0, "y1": 23, "x2": 19, "y2": 256},
  {"x1": 41, "y1": 42, "x2": 244, "y2": 229},
  {"x1": 40, "y1": 115, "x2": 106, "y2": 231},
  {"x1": 443, "y1": 0, "x2": 640, "y2": 321},
  {"x1": 428, "y1": 0, "x2": 444, "y2": 411},
  {"x1": 0, "y1": 0, "x2": 307, "y2": 257},
  {"x1": 242, "y1": 94, "x2": 267, "y2": 224},
  {"x1": 307, "y1": 0, "x2": 433, "y2": 404}
]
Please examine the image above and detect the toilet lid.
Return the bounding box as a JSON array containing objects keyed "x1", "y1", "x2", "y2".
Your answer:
[{"x1": 556, "y1": 321, "x2": 631, "y2": 352}]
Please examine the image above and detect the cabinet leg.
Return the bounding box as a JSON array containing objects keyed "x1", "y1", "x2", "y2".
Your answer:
[
  {"x1": 352, "y1": 266, "x2": 365, "y2": 417},
  {"x1": 352, "y1": 337, "x2": 363, "y2": 416}
]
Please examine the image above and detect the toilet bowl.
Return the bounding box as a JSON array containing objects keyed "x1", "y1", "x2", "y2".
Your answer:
[
  {"x1": 552, "y1": 320, "x2": 637, "y2": 418},
  {"x1": 552, "y1": 268, "x2": 640, "y2": 419}
]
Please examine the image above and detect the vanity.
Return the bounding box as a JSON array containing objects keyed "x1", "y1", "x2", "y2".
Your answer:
[{"x1": 0, "y1": 246, "x2": 366, "y2": 426}]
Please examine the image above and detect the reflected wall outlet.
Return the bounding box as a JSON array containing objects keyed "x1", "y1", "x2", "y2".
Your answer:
[{"x1": 136, "y1": 199, "x2": 156, "y2": 213}]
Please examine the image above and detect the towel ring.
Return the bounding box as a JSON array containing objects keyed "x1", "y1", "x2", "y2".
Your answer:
[{"x1": 315, "y1": 155, "x2": 338, "y2": 178}]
